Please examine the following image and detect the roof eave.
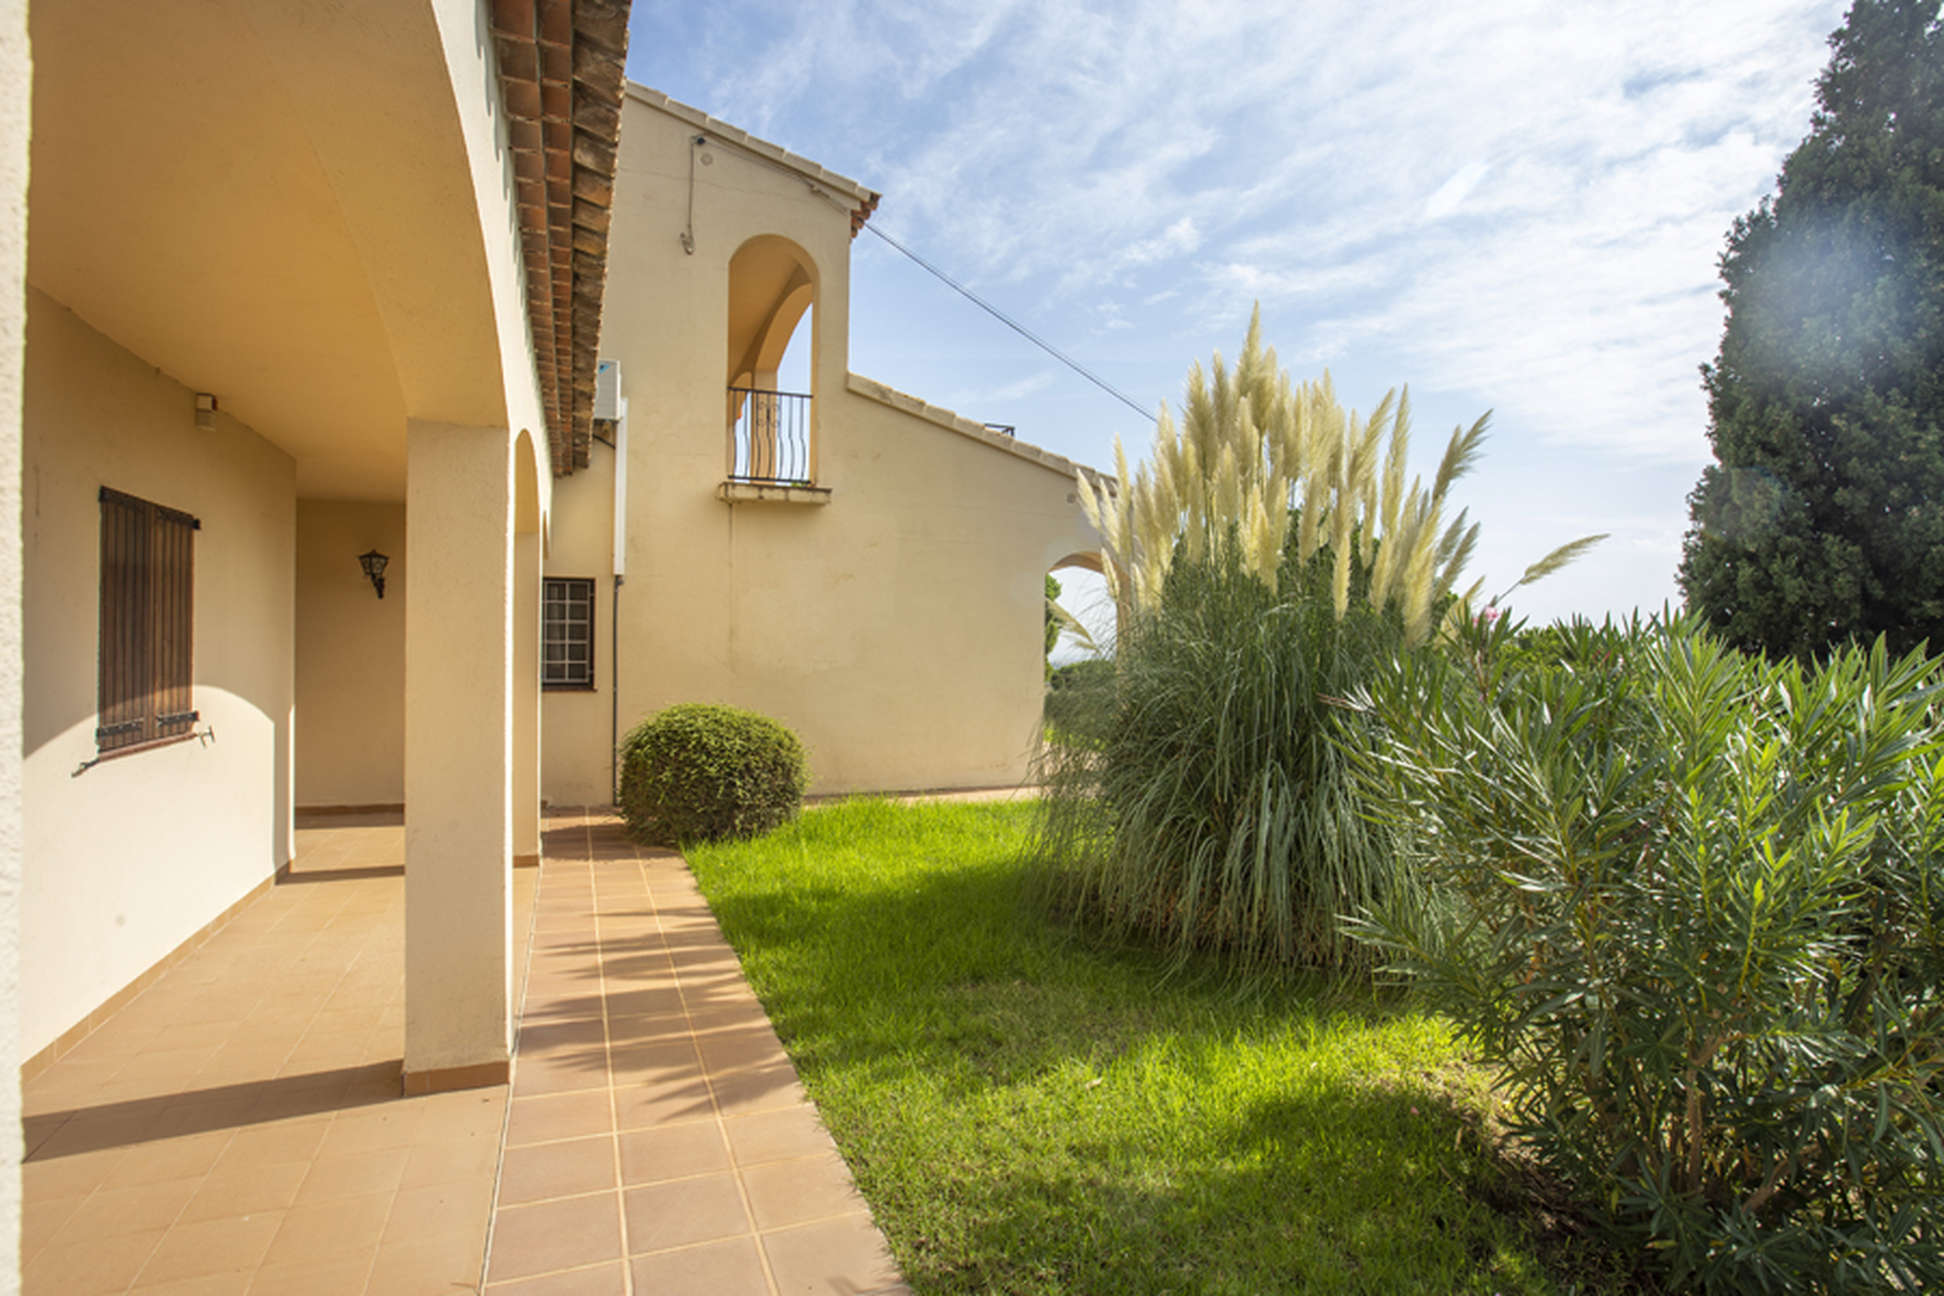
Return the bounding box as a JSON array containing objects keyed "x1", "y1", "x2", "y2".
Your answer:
[
  {"x1": 492, "y1": 0, "x2": 631, "y2": 476},
  {"x1": 624, "y1": 83, "x2": 881, "y2": 239}
]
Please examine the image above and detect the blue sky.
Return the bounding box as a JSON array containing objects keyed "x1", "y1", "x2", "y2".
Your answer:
[{"x1": 625, "y1": 0, "x2": 1848, "y2": 644}]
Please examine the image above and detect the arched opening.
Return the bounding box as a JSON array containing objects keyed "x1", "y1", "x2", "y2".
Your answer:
[
  {"x1": 1046, "y1": 551, "x2": 1115, "y2": 661},
  {"x1": 1044, "y1": 551, "x2": 1116, "y2": 739},
  {"x1": 514, "y1": 428, "x2": 542, "y2": 538},
  {"x1": 512, "y1": 430, "x2": 543, "y2": 863},
  {"x1": 726, "y1": 235, "x2": 818, "y2": 485}
]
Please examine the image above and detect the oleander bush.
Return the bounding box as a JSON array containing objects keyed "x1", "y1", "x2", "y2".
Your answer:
[
  {"x1": 618, "y1": 703, "x2": 806, "y2": 846},
  {"x1": 1347, "y1": 614, "x2": 1944, "y2": 1292}
]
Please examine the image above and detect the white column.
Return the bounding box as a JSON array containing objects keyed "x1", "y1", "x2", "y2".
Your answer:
[
  {"x1": 403, "y1": 420, "x2": 513, "y2": 1091},
  {"x1": 512, "y1": 527, "x2": 540, "y2": 864}
]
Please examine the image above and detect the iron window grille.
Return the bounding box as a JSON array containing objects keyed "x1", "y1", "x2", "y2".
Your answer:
[{"x1": 543, "y1": 576, "x2": 596, "y2": 689}]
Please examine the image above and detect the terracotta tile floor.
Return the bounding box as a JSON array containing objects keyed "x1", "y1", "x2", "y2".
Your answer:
[
  {"x1": 20, "y1": 809, "x2": 908, "y2": 1295},
  {"x1": 485, "y1": 814, "x2": 908, "y2": 1295},
  {"x1": 21, "y1": 812, "x2": 535, "y2": 1294}
]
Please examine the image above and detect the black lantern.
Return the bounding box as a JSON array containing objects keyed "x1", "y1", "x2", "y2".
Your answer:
[{"x1": 358, "y1": 549, "x2": 389, "y2": 599}]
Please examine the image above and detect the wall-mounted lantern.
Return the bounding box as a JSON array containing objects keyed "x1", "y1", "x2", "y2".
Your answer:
[{"x1": 358, "y1": 549, "x2": 389, "y2": 599}]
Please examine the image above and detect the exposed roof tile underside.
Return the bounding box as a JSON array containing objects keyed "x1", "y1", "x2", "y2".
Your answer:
[{"x1": 490, "y1": 0, "x2": 630, "y2": 476}]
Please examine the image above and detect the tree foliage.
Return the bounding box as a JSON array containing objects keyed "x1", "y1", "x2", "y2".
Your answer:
[{"x1": 1679, "y1": 0, "x2": 1944, "y2": 658}]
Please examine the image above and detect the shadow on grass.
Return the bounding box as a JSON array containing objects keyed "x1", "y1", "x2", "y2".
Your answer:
[
  {"x1": 690, "y1": 810, "x2": 1647, "y2": 1295},
  {"x1": 702, "y1": 853, "x2": 1405, "y2": 1090},
  {"x1": 895, "y1": 1087, "x2": 1534, "y2": 1296}
]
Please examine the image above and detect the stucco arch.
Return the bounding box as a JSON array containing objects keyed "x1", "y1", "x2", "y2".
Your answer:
[
  {"x1": 726, "y1": 234, "x2": 819, "y2": 387},
  {"x1": 514, "y1": 430, "x2": 544, "y2": 539},
  {"x1": 1045, "y1": 548, "x2": 1117, "y2": 661},
  {"x1": 725, "y1": 235, "x2": 821, "y2": 483}
]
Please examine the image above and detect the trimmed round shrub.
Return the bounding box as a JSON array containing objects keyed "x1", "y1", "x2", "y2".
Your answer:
[{"x1": 618, "y1": 703, "x2": 806, "y2": 846}]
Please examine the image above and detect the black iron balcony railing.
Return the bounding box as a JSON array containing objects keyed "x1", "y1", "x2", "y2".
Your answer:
[{"x1": 727, "y1": 386, "x2": 812, "y2": 485}]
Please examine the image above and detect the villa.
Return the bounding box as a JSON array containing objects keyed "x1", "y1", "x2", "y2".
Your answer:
[{"x1": 0, "y1": 0, "x2": 1101, "y2": 1289}]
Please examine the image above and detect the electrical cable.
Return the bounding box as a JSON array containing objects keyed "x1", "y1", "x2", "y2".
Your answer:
[
  {"x1": 858, "y1": 221, "x2": 1158, "y2": 425},
  {"x1": 681, "y1": 135, "x2": 700, "y2": 255},
  {"x1": 691, "y1": 128, "x2": 1157, "y2": 425}
]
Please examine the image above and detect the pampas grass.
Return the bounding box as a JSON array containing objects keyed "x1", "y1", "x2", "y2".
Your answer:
[
  {"x1": 1034, "y1": 550, "x2": 1411, "y2": 975},
  {"x1": 1040, "y1": 312, "x2": 1602, "y2": 977}
]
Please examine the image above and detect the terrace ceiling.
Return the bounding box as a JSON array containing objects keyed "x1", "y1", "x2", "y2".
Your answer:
[{"x1": 25, "y1": 0, "x2": 511, "y2": 499}]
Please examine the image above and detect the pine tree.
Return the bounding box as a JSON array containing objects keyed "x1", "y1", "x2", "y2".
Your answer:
[{"x1": 1679, "y1": 0, "x2": 1944, "y2": 658}]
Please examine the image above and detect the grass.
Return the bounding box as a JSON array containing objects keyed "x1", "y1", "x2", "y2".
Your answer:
[{"x1": 686, "y1": 798, "x2": 1630, "y2": 1295}]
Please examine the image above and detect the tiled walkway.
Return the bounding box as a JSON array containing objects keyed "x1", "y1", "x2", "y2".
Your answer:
[
  {"x1": 485, "y1": 813, "x2": 905, "y2": 1295},
  {"x1": 20, "y1": 810, "x2": 906, "y2": 1295}
]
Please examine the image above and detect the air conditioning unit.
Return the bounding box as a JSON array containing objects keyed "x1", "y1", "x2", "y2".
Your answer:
[{"x1": 594, "y1": 360, "x2": 623, "y2": 420}]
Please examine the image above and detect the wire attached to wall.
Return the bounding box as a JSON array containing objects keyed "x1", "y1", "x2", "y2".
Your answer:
[
  {"x1": 687, "y1": 124, "x2": 1156, "y2": 425},
  {"x1": 681, "y1": 134, "x2": 703, "y2": 255},
  {"x1": 857, "y1": 222, "x2": 1157, "y2": 426}
]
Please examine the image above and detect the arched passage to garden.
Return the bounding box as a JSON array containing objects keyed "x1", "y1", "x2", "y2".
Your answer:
[
  {"x1": 1046, "y1": 551, "x2": 1115, "y2": 663},
  {"x1": 1044, "y1": 550, "x2": 1116, "y2": 743}
]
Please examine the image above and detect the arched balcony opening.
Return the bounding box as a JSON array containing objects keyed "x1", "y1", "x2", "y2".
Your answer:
[{"x1": 726, "y1": 235, "x2": 818, "y2": 486}]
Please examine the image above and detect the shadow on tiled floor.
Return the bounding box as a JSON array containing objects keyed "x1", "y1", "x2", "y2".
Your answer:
[
  {"x1": 21, "y1": 814, "x2": 532, "y2": 1295},
  {"x1": 482, "y1": 812, "x2": 909, "y2": 1296},
  {"x1": 20, "y1": 809, "x2": 909, "y2": 1295}
]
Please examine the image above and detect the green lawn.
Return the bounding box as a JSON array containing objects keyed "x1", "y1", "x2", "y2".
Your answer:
[{"x1": 686, "y1": 799, "x2": 1625, "y2": 1295}]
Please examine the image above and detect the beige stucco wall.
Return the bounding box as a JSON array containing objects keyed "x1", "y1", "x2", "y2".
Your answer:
[
  {"x1": 1, "y1": 0, "x2": 29, "y2": 1274},
  {"x1": 543, "y1": 386, "x2": 1095, "y2": 798},
  {"x1": 295, "y1": 500, "x2": 406, "y2": 807},
  {"x1": 541, "y1": 91, "x2": 1100, "y2": 799},
  {"x1": 541, "y1": 454, "x2": 618, "y2": 805},
  {"x1": 20, "y1": 290, "x2": 296, "y2": 1058}
]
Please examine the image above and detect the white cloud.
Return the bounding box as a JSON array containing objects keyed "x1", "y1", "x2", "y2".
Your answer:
[
  {"x1": 989, "y1": 370, "x2": 1057, "y2": 401},
  {"x1": 1423, "y1": 162, "x2": 1493, "y2": 223},
  {"x1": 637, "y1": 0, "x2": 1849, "y2": 618}
]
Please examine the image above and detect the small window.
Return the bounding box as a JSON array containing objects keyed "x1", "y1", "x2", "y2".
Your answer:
[
  {"x1": 543, "y1": 577, "x2": 596, "y2": 690},
  {"x1": 97, "y1": 486, "x2": 199, "y2": 753}
]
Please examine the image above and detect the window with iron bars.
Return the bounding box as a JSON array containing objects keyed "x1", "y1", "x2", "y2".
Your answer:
[
  {"x1": 543, "y1": 576, "x2": 596, "y2": 689},
  {"x1": 97, "y1": 486, "x2": 200, "y2": 754}
]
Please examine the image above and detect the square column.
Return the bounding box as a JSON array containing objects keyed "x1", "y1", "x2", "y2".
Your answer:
[
  {"x1": 403, "y1": 420, "x2": 514, "y2": 1093},
  {"x1": 513, "y1": 526, "x2": 540, "y2": 864}
]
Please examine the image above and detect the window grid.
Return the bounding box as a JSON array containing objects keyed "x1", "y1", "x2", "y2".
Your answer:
[{"x1": 543, "y1": 576, "x2": 596, "y2": 689}]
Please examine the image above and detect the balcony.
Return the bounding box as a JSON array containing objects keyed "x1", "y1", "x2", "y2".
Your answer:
[{"x1": 722, "y1": 387, "x2": 830, "y2": 504}]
